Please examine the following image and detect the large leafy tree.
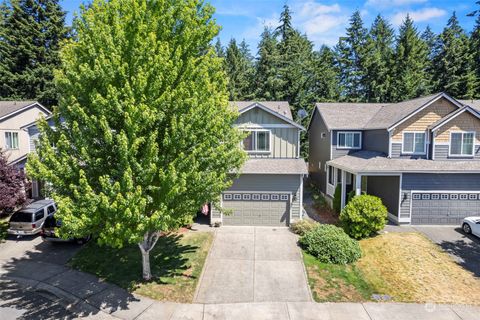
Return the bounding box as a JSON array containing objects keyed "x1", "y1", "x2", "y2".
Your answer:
[
  {"x1": 433, "y1": 12, "x2": 477, "y2": 98},
  {"x1": 27, "y1": 0, "x2": 246, "y2": 280},
  {"x1": 335, "y1": 11, "x2": 368, "y2": 102},
  {"x1": 0, "y1": 0, "x2": 68, "y2": 106},
  {"x1": 224, "y1": 38, "x2": 254, "y2": 100},
  {"x1": 392, "y1": 15, "x2": 430, "y2": 101},
  {"x1": 0, "y1": 150, "x2": 29, "y2": 213},
  {"x1": 363, "y1": 15, "x2": 394, "y2": 102}
]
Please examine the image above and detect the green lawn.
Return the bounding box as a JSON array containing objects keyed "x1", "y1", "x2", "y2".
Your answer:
[{"x1": 70, "y1": 231, "x2": 213, "y2": 302}]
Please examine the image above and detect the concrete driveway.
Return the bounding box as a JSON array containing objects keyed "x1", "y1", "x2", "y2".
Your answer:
[
  {"x1": 194, "y1": 227, "x2": 312, "y2": 304},
  {"x1": 413, "y1": 226, "x2": 480, "y2": 277}
]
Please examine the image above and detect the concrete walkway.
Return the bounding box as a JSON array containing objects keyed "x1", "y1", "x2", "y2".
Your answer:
[{"x1": 195, "y1": 226, "x2": 311, "y2": 304}]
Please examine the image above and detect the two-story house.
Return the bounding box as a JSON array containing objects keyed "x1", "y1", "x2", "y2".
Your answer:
[
  {"x1": 0, "y1": 101, "x2": 51, "y2": 198},
  {"x1": 210, "y1": 101, "x2": 307, "y2": 226},
  {"x1": 309, "y1": 92, "x2": 480, "y2": 225}
]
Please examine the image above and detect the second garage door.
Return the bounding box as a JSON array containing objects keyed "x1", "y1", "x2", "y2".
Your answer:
[
  {"x1": 411, "y1": 192, "x2": 480, "y2": 225},
  {"x1": 222, "y1": 192, "x2": 290, "y2": 226}
]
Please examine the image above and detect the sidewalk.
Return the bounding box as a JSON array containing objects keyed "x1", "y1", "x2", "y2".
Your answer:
[{"x1": 1, "y1": 260, "x2": 479, "y2": 320}]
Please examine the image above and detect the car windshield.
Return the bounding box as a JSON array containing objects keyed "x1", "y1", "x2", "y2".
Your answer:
[{"x1": 10, "y1": 211, "x2": 33, "y2": 222}]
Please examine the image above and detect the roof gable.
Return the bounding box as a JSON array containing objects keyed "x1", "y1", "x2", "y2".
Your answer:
[
  {"x1": 0, "y1": 101, "x2": 51, "y2": 122},
  {"x1": 430, "y1": 106, "x2": 480, "y2": 131}
]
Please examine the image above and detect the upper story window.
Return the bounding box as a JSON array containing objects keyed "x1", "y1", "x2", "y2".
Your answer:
[
  {"x1": 242, "y1": 130, "x2": 271, "y2": 153},
  {"x1": 5, "y1": 132, "x2": 19, "y2": 150},
  {"x1": 450, "y1": 132, "x2": 475, "y2": 156},
  {"x1": 402, "y1": 132, "x2": 425, "y2": 154},
  {"x1": 337, "y1": 132, "x2": 361, "y2": 149}
]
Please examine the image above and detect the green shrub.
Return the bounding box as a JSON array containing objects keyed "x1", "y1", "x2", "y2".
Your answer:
[
  {"x1": 299, "y1": 224, "x2": 361, "y2": 264},
  {"x1": 347, "y1": 190, "x2": 355, "y2": 205},
  {"x1": 340, "y1": 194, "x2": 388, "y2": 239},
  {"x1": 332, "y1": 184, "x2": 341, "y2": 213},
  {"x1": 290, "y1": 219, "x2": 318, "y2": 236}
]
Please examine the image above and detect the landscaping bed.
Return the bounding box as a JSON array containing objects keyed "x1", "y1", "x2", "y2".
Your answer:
[
  {"x1": 303, "y1": 232, "x2": 480, "y2": 305},
  {"x1": 70, "y1": 231, "x2": 213, "y2": 302}
]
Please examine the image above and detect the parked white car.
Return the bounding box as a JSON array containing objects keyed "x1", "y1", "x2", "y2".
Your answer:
[{"x1": 462, "y1": 217, "x2": 480, "y2": 237}]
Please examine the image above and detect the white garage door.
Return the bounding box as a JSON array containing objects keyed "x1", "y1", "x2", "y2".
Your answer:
[{"x1": 222, "y1": 193, "x2": 290, "y2": 226}]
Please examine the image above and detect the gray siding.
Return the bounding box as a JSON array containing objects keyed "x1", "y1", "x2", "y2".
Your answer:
[
  {"x1": 308, "y1": 110, "x2": 331, "y2": 194},
  {"x1": 28, "y1": 126, "x2": 40, "y2": 152},
  {"x1": 236, "y1": 108, "x2": 299, "y2": 159},
  {"x1": 331, "y1": 130, "x2": 363, "y2": 159},
  {"x1": 400, "y1": 173, "x2": 480, "y2": 220},
  {"x1": 433, "y1": 144, "x2": 480, "y2": 160},
  {"x1": 211, "y1": 174, "x2": 302, "y2": 223},
  {"x1": 363, "y1": 129, "x2": 389, "y2": 154},
  {"x1": 366, "y1": 176, "x2": 399, "y2": 216},
  {"x1": 391, "y1": 143, "x2": 428, "y2": 159}
]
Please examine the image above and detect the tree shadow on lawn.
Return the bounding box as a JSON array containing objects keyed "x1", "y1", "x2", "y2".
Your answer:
[
  {"x1": 437, "y1": 228, "x2": 480, "y2": 277},
  {"x1": 70, "y1": 233, "x2": 199, "y2": 291}
]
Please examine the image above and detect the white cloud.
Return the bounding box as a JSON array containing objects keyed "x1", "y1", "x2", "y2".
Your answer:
[
  {"x1": 366, "y1": 0, "x2": 427, "y2": 7},
  {"x1": 391, "y1": 7, "x2": 447, "y2": 26}
]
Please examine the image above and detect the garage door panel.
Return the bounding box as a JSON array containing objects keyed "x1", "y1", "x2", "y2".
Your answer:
[
  {"x1": 222, "y1": 193, "x2": 289, "y2": 226},
  {"x1": 411, "y1": 192, "x2": 480, "y2": 225}
]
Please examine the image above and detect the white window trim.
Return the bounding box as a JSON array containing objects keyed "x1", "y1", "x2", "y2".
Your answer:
[
  {"x1": 4, "y1": 131, "x2": 19, "y2": 150},
  {"x1": 241, "y1": 129, "x2": 272, "y2": 154},
  {"x1": 327, "y1": 165, "x2": 335, "y2": 187},
  {"x1": 402, "y1": 131, "x2": 426, "y2": 155},
  {"x1": 336, "y1": 131, "x2": 361, "y2": 150},
  {"x1": 448, "y1": 131, "x2": 476, "y2": 157}
]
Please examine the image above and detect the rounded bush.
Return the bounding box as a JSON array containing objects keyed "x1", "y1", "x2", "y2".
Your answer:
[
  {"x1": 299, "y1": 224, "x2": 361, "y2": 264},
  {"x1": 290, "y1": 219, "x2": 318, "y2": 236},
  {"x1": 340, "y1": 194, "x2": 387, "y2": 239}
]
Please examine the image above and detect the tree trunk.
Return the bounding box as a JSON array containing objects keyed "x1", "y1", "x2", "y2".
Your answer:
[{"x1": 138, "y1": 231, "x2": 161, "y2": 281}]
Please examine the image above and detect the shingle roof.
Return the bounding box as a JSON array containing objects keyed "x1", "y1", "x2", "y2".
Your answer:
[
  {"x1": 459, "y1": 99, "x2": 480, "y2": 112},
  {"x1": 230, "y1": 101, "x2": 293, "y2": 120},
  {"x1": 429, "y1": 106, "x2": 480, "y2": 131},
  {"x1": 314, "y1": 93, "x2": 461, "y2": 130},
  {"x1": 0, "y1": 101, "x2": 39, "y2": 119},
  {"x1": 315, "y1": 102, "x2": 384, "y2": 130},
  {"x1": 235, "y1": 158, "x2": 308, "y2": 175},
  {"x1": 327, "y1": 150, "x2": 480, "y2": 173}
]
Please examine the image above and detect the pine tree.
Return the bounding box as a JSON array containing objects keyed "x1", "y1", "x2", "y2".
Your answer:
[
  {"x1": 275, "y1": 4, "x2": 293, "y2": 42},
  {"x1": 335, "y1": 10, "x2": 368, "y2": 102},
  {"x1": 469, "y1": 16, "x2": 480, "y2": 97},
  {"x1": 311, "y1": 45, "x2": 340, "y2": 102},
  {"x1": 434, "y1": 12, "x2": 477, "y2": 98},
  {"x1": 392, "y1": 15, "x2": 430, "y2": 101},
  {"x1": 254, "y1": 27, "x2": 282, "y2": 100},
  {"x1": 224, "y1": 38, "x2": 254, "y2": 100},
  {"x1": 0, "y1": 0, "x2": 68, "y2": 106},
  {"x1": 421, "y1": 26, "x2": 439, "y2": 93},
  {"x1": 363, "y1": 15, "x2": 394, "y2": 102},
  {"x1": 214, "y1": 38, "x2": 225, "y2": 58},
  {"x1": 27, "y1": 0, "x2": 246, "y2": 280}
]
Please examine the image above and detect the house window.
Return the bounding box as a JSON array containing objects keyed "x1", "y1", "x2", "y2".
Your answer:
[
  {"x1": 327, "y1": 166, "x2": 334, "y2": 185},
  {"x1": 403, "y1": 132, "x2": 425, "y2": 154},
  {"x1": 450, "y1": 132, "x2": 475, "y2": 156},
  {"x1": 337, "y1": 132, "x2": 361, "y2": 149},
  {"x1": 5, "y1": 132, "x2": 19, "y2": 149},
  {"x1": 242, "y1": 130, "x2": 270, "y2": 152}
]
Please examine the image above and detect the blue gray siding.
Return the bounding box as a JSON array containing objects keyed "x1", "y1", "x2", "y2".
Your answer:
[
  {"x1": 331, "y1": 130, "x2": 363, "y2": 159},
  {"x1": 363, "y1": 129, "x2": 389, "y2": 154},
  {"x1": 391, "y1": 143, "x2": 428, "y2": 159},
  {"x1": 308, "y1": 110, "x2": 331, "y2": 194},
  {"x1": 433, "y1": 144, "x2": 480, "y2": 160}
]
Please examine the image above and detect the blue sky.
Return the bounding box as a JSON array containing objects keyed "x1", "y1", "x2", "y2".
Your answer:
[{"x1": 60, "y1": 0, "x2": 478, "y2": 52}]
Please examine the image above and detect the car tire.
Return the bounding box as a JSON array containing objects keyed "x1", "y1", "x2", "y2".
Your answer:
[{"x1": 463, "y1": 223, "x2": 472, "y2": 234}]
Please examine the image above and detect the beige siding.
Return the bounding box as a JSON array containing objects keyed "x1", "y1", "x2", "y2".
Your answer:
[
  {"x1": 435, "y1": 112, "x2": 480, "y2": 144},
  {"x1": 0, "y1": 106, "x2": 49, "y2": 163},
  {"x1": 236, "y1": 107, "x2": 299, "y2": 158},
  {"x1": 391, "y1": 98, "x2": 457, "y2": 141}
]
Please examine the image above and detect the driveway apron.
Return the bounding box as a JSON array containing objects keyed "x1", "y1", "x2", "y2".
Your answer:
[{"x1": 194, "y1": 227, "x2": 311, "y2": 304}]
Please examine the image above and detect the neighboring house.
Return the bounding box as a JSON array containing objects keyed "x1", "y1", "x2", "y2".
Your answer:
[
  {"x1": 308, "y1": 92, "x2": 480, "y2": 225},
  {"x1": 0, "y1": 101, "x2": 51, "y2": 198},
  {"x1": 210, "y1": 101, "x2": 308, "y2": 226}
]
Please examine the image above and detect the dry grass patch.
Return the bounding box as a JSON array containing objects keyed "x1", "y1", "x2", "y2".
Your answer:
[{"x1": 358, "y1": 232, "x2": 480, "y2": 305}]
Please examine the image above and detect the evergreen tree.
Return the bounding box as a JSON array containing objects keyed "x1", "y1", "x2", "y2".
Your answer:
[
  {"x1": 254, "y1": 27, "x2": 282, "y2": 100},
  {"x1": 27, "y1": 0, "x2": 246, "y2": 280},
  {"x1": 335, "y1": 10, "x2": 368, "y2": 102},
  {"x1": 275, "y1": 4, "x2": 293, "y2": 41},
  {"x1": 311, "y1": 45, "x2": 340, "y2": 102},
  {"x1": 363, "y1": 15, "x2": 394, "y2": 102},
  {"x1": 392, "y1": 15, "x2": 429, "y2": 101},
  {"x1": 214, "y1": 38, "x2": 225, "y2": 58},
  {"x1": 434, "y1": 12, "x2": 476, "y2": 98},
  {"x1": 0, "y1": 0, "x2": 68, "y2": 106},
  {"x1": 469, "y1": 16, "x2": 480, "y2": 97},
  {"x1": 224, "y1": 38, "x2": 254, "y2": 100},
  {"x1": 421, "y1": 26, "x2": 439, "y2": 93}
]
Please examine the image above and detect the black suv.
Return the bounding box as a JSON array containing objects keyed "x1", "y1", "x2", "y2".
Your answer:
[{"x1": 41, "y1": 215, "x2": 91, "y2": 244}]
